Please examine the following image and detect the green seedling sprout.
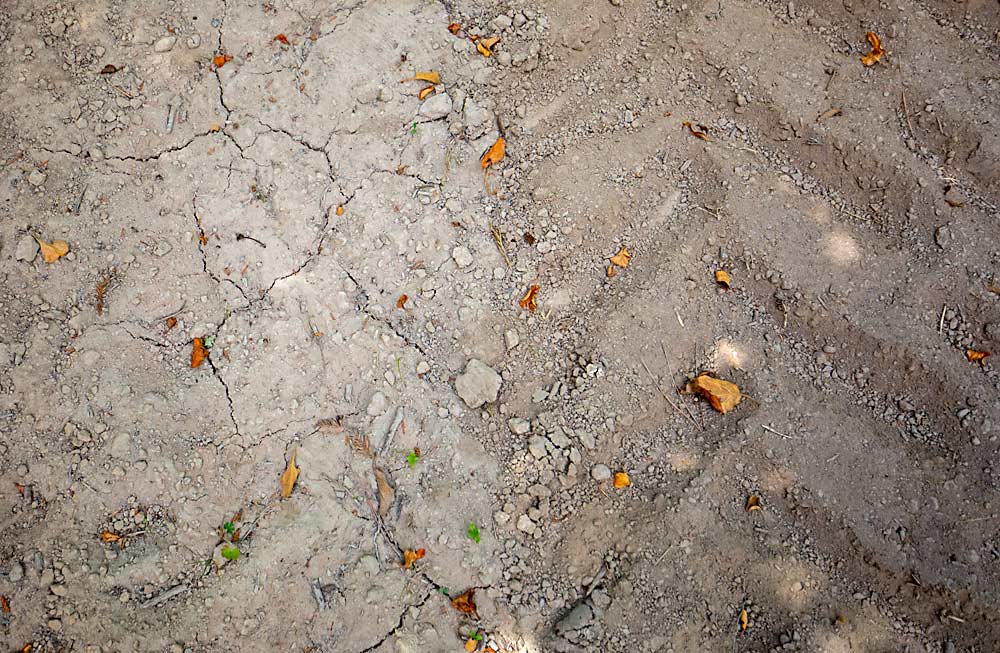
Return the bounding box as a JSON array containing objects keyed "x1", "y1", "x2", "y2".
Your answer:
[
  {"x1": 221, "y1": 545, "x2": 241, "y2": 561},
  {"x1": 467, "y1": 522, "x2": 480, "y2": 544}
]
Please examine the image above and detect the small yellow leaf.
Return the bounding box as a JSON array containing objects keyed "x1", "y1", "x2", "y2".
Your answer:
[
  {"x1": 610, "y1": 247, "x2": 631, "y2": 268},
  {"x1": 613, "y1": 472, "x2": 631, "y2": 489},
  {"x1": 745, "y1": 495, "x2": 762, "y2": 511},
  {"x1": 465, "y1": 638, "x2": 478, "y2": 652},
  {"x1": 606, "y1": 265, "x2": 617, "y2": 278},
  {"x1": 966, "y1": 349, "x2": 990, "y2": 363},
  {"x1": 480, "y1": 136, "x2": 505, "y2": 169},
  {"x1": 280, "y1": 449, "x2": 299, "y2": 498},
  {"x1": 476, "y1": 36, "x2": 500, "y2": 57},
  {"x1": 335, "y1": 205, "x2": 345, "y2": 216},
  {"x1": 208, "y1": 123, "x2": 221, "y2": 133},
  {"x1": 418, "y1": 85, "x2": 435, "y2": 101},
  {"x1": 715, "y1": 270, "x2": 731, "y2": 289},
  {"x1": 688, "y1": 373, "x2": 742, "y2": 414},
  {"x1": 402, "y1": 548, "x2": 426, "y2": 569},
  {"x1": 682, "y1": 121, "x2": 711, "y2": 142},
  {"x1": 412, "y1": 71, "x2": 441, "y2": 84},
  {"x1": 519, "y1": 285, "x2": 539, "y2": 312},
  {"x1": 100, "y1": 531, "x2": 122, "y2": 544},
  {"x1": 739, "y1": 608, "x2": 749, "y2": 632},
  {"x1": 34, "y1": 237, "x2": 70, "y2": 263},
  {"x1": 191, "y1": 338, "x2": 208, "y2": 368},
  {"x1": 861, "y1": 32, "x2": 884, "y2": 67}
]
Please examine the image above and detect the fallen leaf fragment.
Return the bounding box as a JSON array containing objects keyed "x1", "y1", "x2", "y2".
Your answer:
[
  {"x1": 745, "y1": 495, "x2": 762, "y2": 511},
  {"x1": 375, "y1": 468, "x2": 395, "y2": 516},
  {"x1": 213, "y1": 53, "x2": 233, "y2": 68},
  {"x1": 451, "y1": 588, "x2": 477, "y2": 614},
  {"x1": 402, "y1": 548, "x2": 426, "y2": 569},
  {"x1": 418, "y1": 85, "x2": 436, "y2": 101},
  {"x1": 519, "y1": 284, "x2": 539, "y2": 312},
  {"x1": 715, "y1": 270, "x2": 731, "y2": 289},
  {"x1": 610, "y1": 247, "x2": 631, "y2": 269},
  {"x1": 739, "y1": 608, "x2": 749, "y2": 632},
  {"x1": 817, "y1": 107, "x2": 842, "y2": 122},
  {"x1": 682, "y1": 121, "x2": 711, "y2": 142},
  {"x1": 34, "y1": 236, "x2": 70, "y2": 263},
  {"x1": 280, "y1": 449, "x2": 300, "y2": 498},
  {"x1": 100, "y1": 531, "x2": 122, "y2": 544},
  {"x1": 966, "y1": 349, "x2": 990, "y2": 364},
  {"x1": 447, "y1": 23, "x2": 462, "y2": 35},
  {"x1": 273, "y1": 34, "x2": 289, "y2": 45},
  {"x1": 476, "y1": 36, "x2": 500, "y2": 57},
  {"x1": 20, "y1": 645, "x2": 33, "y2": 653},
  {"x1": 688, "y1": 372, "x2": 742, "y2": 414},
  {"x1": 480, "y1": 136, "x2": 506, "y2": 169},
  {"x1": 335, "y1": 205, "x2": 345, "y2": 216},
  {"x1": 465, "y1": 638, "x2": 478, "y2": 653},
  {"x1": 190, "y1": 338, "x2": 208, "y2": 368},
  {"x1": 411, "y1": 71, "x2": 441, "y2": 84},
  {"x1": 2, "y1": 595, "x2": 10, "y2": 612},
  {"x1": 99, "y1": 64, "x2": 119, "y2": 74},
  {"x1": 208, "y1": 123, "x2": 221, "y2": 133},
  {"x1": 166, "y1": 316, "x2": 178, "y2": 330},
  {"x1": 613, "y1": 472, "x2": 631, "y2": 489},
  {"x1": 606, "y1": 265, "x2": 617, "y2": 278},
  {"x1": 861, "y1": 32, "x2": 884, "y2": 67},
  {"x1": 14, "y1": 482, "x2": 26, "y2": 496}
]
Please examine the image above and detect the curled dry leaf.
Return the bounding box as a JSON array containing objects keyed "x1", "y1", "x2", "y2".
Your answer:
[
  {"x1": 273, "y1": 34, "x2": 289, "y2": 45},
  {"x1": 280, "y1": 449, "x2": 300, "y2": 498},
  {"x1": 418, "y1": 85, "x2": 436, "y2": 101},
  {"x1": 606, "y1": 265, "x2": 617, "y2": 278},
  {"x1": 411, "y1": 71, "x2": 441, "y2": 84},
  {"x1": 165, "y1": 316, "x2": 178, "y2": 330},
  {"x1": 33, "y1": 236, "x2": 70, "y2": 263},
  {"x1": 610, "y1": 247, "x2": 631, "y2": 269},
  {"x1": 14, "y1": 483, "x2": 26, "y2": 496},
  {"x1": 451, "y1": 588, "x2": 477, "y2": 614},
  {"x1": 966, "y1": 349, "x2": 990, "y2": 363},
  {"x1": 817, "y1": 107, "x2": 842, "y2": 122},
  {"x1": 476, "y1": 35, "x2": 500, "y2": 57},
  {"x1": 861, "y1": 32, "x2": 884, "y2": 67},
  {"x1": 739, "y1": 608, "x2": 749, "y2": 632},
  {"x1": 1, "y1": 595, "x2": 9, "y2": 612},
  {"x1": 190, "y1": 338, "x2": 208, "y2": 368},
  {"x1": 480, "y1": 136, "x2": 506, "y2": 169},
  {"x1": 335, "y1": 205, "x2": 345, "y2": 216},
  {"x1": 519, "y1": 284, "x2": 539, "y2": 312},
  {"x1": 447, "y1": 23, "x2": 462, "y2": 35},
  {"x1": 745, "y1": 495, "x2": 762, "y2": 512},
  {"x1": 613, "y1": 472, "x2": 631, "y2": 489},
  {"x1": 99, "y1": 64, "x2": 119, "y2": 74},
  {"x1": 396, "y1": 294, "x2": 408, "y2": 309},
  {"x1": 682, "y1": 121, "x2": 711, "y2": 142},
  {"x1": 208, "y1": 123, "x2": 221, "y2": 133},
  {"x1": 715, "y1": 270, "x2": 731, "y2": 289},
  {"x1": 375, "y1": 468, "x2": 395, "y2": 516},
  {"x1": 401, "y1": 548, "x2": 426, "y2": 569},
  {"x1": 688, "y1": 372, "x2": 742, "y2": 414},
  {"x1": 213, "y1": 53, "x2": 233, "y2": 68}
]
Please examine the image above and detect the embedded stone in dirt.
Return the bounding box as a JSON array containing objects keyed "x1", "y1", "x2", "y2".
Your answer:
[
  {"x1": 590, "y1": 464, "x2": 611, "y2": 481},
  {"x1": 419, "y1": 92, "x2": 452, "y2": 120},
  {"x1": 455, "y1": 359, "x2": 501, "y2": 408},
  {"x1": 14, "y1": 234, "x2": 39, "y2": 262}
]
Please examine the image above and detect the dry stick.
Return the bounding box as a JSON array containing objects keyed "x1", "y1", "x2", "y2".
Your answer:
[
  {"x1": 762, "y1": 424, "x2": 792, "y2": 439},
  {"x1": 489, "y1": 222, "x2": 511, "y2": 267},
  {"x1": 939, "y1": 305, "x2": 947, "y2": 333},
  {"x1": 640, "y1": 359, "x2": 700, "y2": 429},
  {"x1": 662, "y1": 342, "x2": 700, "y2": 427}
]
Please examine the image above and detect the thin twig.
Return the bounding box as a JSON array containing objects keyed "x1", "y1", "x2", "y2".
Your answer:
[
  {"x1": 640, "y1": 358, "x2": 700, "y2": 429},
  {"x1": 939, "y1": 305, "x2": 946, "y2": 333},
  {"x1": 762, "y1": 424, "x2": 792, "y2": 439},
  {"x1": 661, "y1": 342, "x2": 700, "y2": 427},
  {"x1": 489, "y1": 222, "x2": 511, "y2": 267}
]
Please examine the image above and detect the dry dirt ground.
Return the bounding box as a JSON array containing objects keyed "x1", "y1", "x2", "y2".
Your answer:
[{"x1": 2, "y1": 0, "x2": 1000, "y2": 651}]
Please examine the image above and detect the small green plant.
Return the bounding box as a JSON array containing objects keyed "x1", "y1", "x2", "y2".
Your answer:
[
  {"x1": 406, "y1": 449, "x2": 419, "y2": 468},
  {"x1": 468, "y1": 631, "x2": 483, "y2": 641},
  {"x1": 410, "y1": 122, "x2": 418, "y2": 135},
  {"x1": 203, "y1": 335, "x2": 216, "y2": 349},
  {"x1": 223, "y1": 521, "x2": 235, "y2": 535},
  {"x1": 438, "y1": 586, "x2": 450, "y2": 596},
  {"x1": 221, "y1": 545, "x2": 241, "y2": 561},
  {"x1": 467, "y1": 522, "x2": 480, "y2": 544}
]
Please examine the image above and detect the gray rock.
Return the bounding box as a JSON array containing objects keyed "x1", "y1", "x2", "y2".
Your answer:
[
  {"x1": 548, "y1": 428, "x2": 571, "y2": 448},
  {"x1": 15, "y1": 234, "x2": 39, "y2": 262},
  {"x1": 556, "y1": 602, "x2": 594, "y2": 633},
  {"x1": 527, "y1": 436, "x2": 547, "y2": 459},
  {"x1": 590, "y1": 464, "x2": 612, "y2": 481},
  {"x1": 508, "y1": 417, "x2": 530, "y2": 435},
  {"x1": 28, "y1": 169, "x2": 47, "y2": 187},
  {"x1": 452, "y1": 245, "x2": 474, "y2": 268},
  {"x1": 454, "y1": 359, "x2": 501, "y2": 408},
  {"x1": 934, "y1": 225, "x2": 952, "y2": 249},
  {"x1": 153, "y1": 35, "x2": 177, "y2": 52},
  {"x1": 366, "y1": 391, "x2": 387, "y2": 416},
  {"x1": 418, "y1": 92, "x2": 452, "y2": 120},
  {"x1": 492, "y1": 15, "x2": 512, "y2": 30},
  {"x1": 8, "y1": 562, "x2": 24, "y2": 582},
  {"x1": 504, "y1": 329, "x2": 520, "y2": 349},
  {"x1": 516, "y1": 514, "x2": 536, "y2": 533}
]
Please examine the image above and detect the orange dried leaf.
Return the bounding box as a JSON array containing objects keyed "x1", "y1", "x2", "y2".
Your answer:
[
  {"x1": 208, "y1": 123, "x2": 221, "y2": 133},
  {"x1": 280, "y1": 449, "x2": 300, "y2": 498},
  {"x1": 606, "y1": 265, "x2": 617, "y2": 278},
  {"x1": 519, "y1": 284, "x2": 539, "y2": 312},
  {"x1": 689, "y1": 372, "x2": 742, "y2": 414},
  {"x1": 20, "y1": 645, "x2": 33, "y2": 653},
  {"x1": 745, "y1": 495, "x2": 762, "y2": 512},
  {"x1": 401, "y1": 548, "x2": 426, "y2": 569},
  {"x1": 213, "y1": 53, "x2": 233, "y2": 68},
  {"x1": 465, "y1": 639, "x2": 478, "y2": 653},
  {"x1": 14, "y1": 482, "x2": 26, "y2": 496},
  {"x1": 100, "y1": 531, "x2": 122, "y2": 544},
  {"x1": 451, "y1": 588, "x2": 477, "y2": 614},
  {"x1": 191, "y1": 338, "x2": 208, "y2": 368},
  {"x1": 966, "y1": 349, "x2": 990, "y2": 363},
  {"x1": 374, "y1": 468, "x2": 395, "y2": 516},
  {"x1": 739, "y1": 608, "x2": 749, "y2": 632},
  {"x1": 418, "y1": 85, "x2": 436, "y2": 101},
  {"x1": 715, "y1": 270, "x2": 731, "y2": 289},
  {"x1": 335, "y1": 205, "x2": 345, "y2": 216},
  {"x1": 396, "y1": 294, "x2": 408, "y2": 309},
  {"x1": 613, "y1": 472, "x2": 631, "y2": 489},
  {"x1": 861, "y1": 32, "x2": 884, "y2": 66},
  {"x1": 682, "y1": 121, "x2": 711, "y2": 142},
  {"x1": 817, "y1": 107, "x2": 842, "y2": 122},
  {"x1": 447, "y1": 23, "x2": 461, "y2": 35},
  {"x1": 412, "y1": 71, "x2": 441, "y2": 84},
  {"x1": 610, "y1": 247, "x2": 631, "y2": 268},
  {"x1": 34, "y1": 236, "x2": 70, "y2": 263},
  {"x1": 165, "y1": 316, "x2": 178, "y2": 330},
  {"x1": 273, "y1": 34, "x2": 289, "y2": 45},
  {"x1": 1, "y1": 595, "x2": 10, "y2": 612},
  {"x1": 476, "y1": 36, "x2": 500, "y2": 57},
  {"x1": 480, "y1": 136, "x2": 506, "y2": 169}
]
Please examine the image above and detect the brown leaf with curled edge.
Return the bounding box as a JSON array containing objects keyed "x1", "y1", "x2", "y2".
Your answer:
[
  {"x1": 451, "y1": 588, "x2": 477, "y2": 614},
  {"x1": 447, "y1": 23, "x2": 461, "y2": 35},
  {"x1": 34, "y1": 236, "x2": 70, "y2": 263},
  {"x1": 519, "y1": 285, "x2": 539, "y2": 312},
  {"x1": 817, "y1": 107, "x2": 842, "y2": 122},
  {"x1": 966, "y1": 349, "x2": 990, "y2": 364},
  {"x1": 682, "y1": 121, "x2": 711, "y2": 142},
  {"x1": 100, "y1": 531, "x2": 122, "y2": 544},
  {"x1": 191, "y1": 338, "x2": 208, "y2": 368},
  {"x1": 861, "y1": 32, "x2": 884, "y2": 67},
  {"x1": 480, "y1": 136, "x2": 505, "y2": 169},
  {"x1": 2, "y1": 595, "x2": 10, "y2": 612},
  {"x1": 401, "y1": 548, "x2": 426, "y2": 569},
  {"x1": 374, "y1": 468, "x2": 395, "y2": 516},
  {"x1": 396, "y1": 294, "x2": 408, "y2": 309},
  {"x1": 166, "y1": 316, "x2": 178, "y2": 330},
  {"x1": 99, "y1": 64, "x2": 119, "y2": 74},
  {"x1": 739, "y1": 608, "x2": 749, "y2": 632},
  {"x1": 745, "y1": 495, "x2": 762, "y2": 511},
  {"x1": 20, "y1": 645, "x2": 33, "y2": 653},
  {"x1": 688, "y1": 372, "x2": 742, "y2": 414},
  {"x1": 409, "y1": 71, "x2": 441, "y2": 84},
  {"x1": 610, "y1": 247, "x2": 631, "y2": 269},
  {"x1": 280, "y1": 449, "x2": 300, "y2": 498},
  {"x1": 606, "y1": 265, "x2": 617, "y2": 278},
  {"x1": 476, "y1": 36, "x2": 500, "y2": 57},
  {"x1": 213, "y1": 53, "x2": 233, "y2": 68},
  {"x1": 273, "y1": 34, "x2": 289, "y2": 45},
  {"x1": 613, "y1": 472, "x2": 631, "y2": 489},
  {"x1": 715, "y1": 270, "x2": 731, "y2": 289},
  {"x1": 418, "y1": 85, "x2": 435, "y2": 101}
]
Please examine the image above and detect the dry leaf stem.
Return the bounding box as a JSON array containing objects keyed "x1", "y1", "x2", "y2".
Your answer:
[{"x1": 640, "y1": 358, "x2": 701, "y2": 429}]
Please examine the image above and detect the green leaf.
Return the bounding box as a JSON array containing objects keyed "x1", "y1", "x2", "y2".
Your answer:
[
  {"x1": 467, "y1": 522, "x2": 480, "y2": 544},
  {"x1": 469, "y1": 631, "x2": 483, "y2": 641},
  {"x1": 406, "y1": 450, "x2": 418, "y2": 468},
  {"x1": 203, "y1": 335, "x2": 216, "y2": 349},
  {"x1": 410, "y1": 122, "x2": 418, "y2": 135},
  {"x1": 223, "y1": 521, "x2": 235, "y2": 535},
  {"x1": 221, "y1": 545, "x2": 241, "y2": 561},
  {"x1": 439, "y1": 586, "x2": 450, "y2": 596}
]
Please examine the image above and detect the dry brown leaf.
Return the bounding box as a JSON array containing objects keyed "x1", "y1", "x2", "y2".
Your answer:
[
  {"x1": 191, "y1": 338, "x2": 208, "y2": 368},
  {"x1": 447, "y1": 23, "x2": 462, "y2": 35},
  {"x1": 606, "y1": 265, "x2": 617, "y2": 278},
  {"x1": 100, "y1": 531, "x2": 122, "y2": 544},
  {"x1": 987, "y1": 283, "x2": 1000, "y2": 296},
  {"x1": 476, "y1": 35, "x2": 500, "y2": 57},
  {"x1": 273, "y1": 34, "x2": 289, "y2": 45},
  {"x1": 401, "y1": 548, "x2": 426, "y2": 569},
  {"x1": 613, "y1": 472, "x2": 631, "y2": 489},
  {"x1": 451, "y1": 588, "x2": 477, "y2": 614},
  {"x1": 20, "y1": 645, "x2": 33, "y2": 653},
  {"x1": 417, "y1": 85, "x2": 436, "y2": 101},
  {"x1": 34, "y1": 236, "x2": 70, "y2": 263},
  {"x1": 213, "y1": 53, "x2": 233, "y2": 68},
  {"x1": 374, "y1": 468, "x2": 395, "y2": 516},
  {"x1": 280, "y1": 449, "x2": 300, "y2": 498},
  {"x1": 817, "y1": 107, "x2": 842, "y2": 122},
  {"x1": 610, "y1": 247, "x2": 631, "y2": 268},
  {"x1": 966, "y1": 349, "x2": 990, "y2": 364},
  {"x1": 480, "y1": 136, "x2": 506, "y2": 169},
  {"x1": 2, "y1": 595, "x2": 11, "y2": 612},
  {"x1": 715, "y1": 270, "x2": 731, "y2": 289},
  {"x1": 861, "y1": 32, "x2": 884, "y2": 67},
  {"x1": 689, "y1": 372, "x2": 742, "y2": 414},
  {"x1": 745, "y1": 495, "x2": 762, "y2": 512},
  {"x1": 519, "y1": 284, "x2": 539, "y2": 312},
  {"x1": 412, "y1": 71, "x2": 441, "y2": 84},
  {"x1": 335, "y1": 205, "x2": 345, "y2": 216},
  {"x1": 165, "y1": 316, "x2": 178, "y2": 330},
  {"x1": 208, "y1": 123, "x2": 221, "y2": 133},
  {"x1": 465, "y1": 638, "x2": 478, "y2": 653},
  {"x1": 739, "y1": 608, "x2": 749, "y2": 632},
  {"x1": 99, "y1": 64, "x2": 119, "y2": 75},
  {"x1": 682, "y1": 121, "x2": 711, "y2": 142},
  {"x1": 396, "y1": 294, "x2": 408, "y2": 309}
]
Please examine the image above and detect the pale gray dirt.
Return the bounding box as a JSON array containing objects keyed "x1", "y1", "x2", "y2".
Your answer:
[{"x1": 2, "y1": 1, "x2": 1000, "y2": 652}]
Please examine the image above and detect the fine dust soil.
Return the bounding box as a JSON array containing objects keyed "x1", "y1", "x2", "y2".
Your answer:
[{"x1": 1, "y1": 0, "x2": 999, "y2": 652}]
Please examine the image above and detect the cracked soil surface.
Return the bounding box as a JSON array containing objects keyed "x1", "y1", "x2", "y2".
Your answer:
[{"x1": 2, "y1": 0, "x2": 1000, "y2": 652}]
